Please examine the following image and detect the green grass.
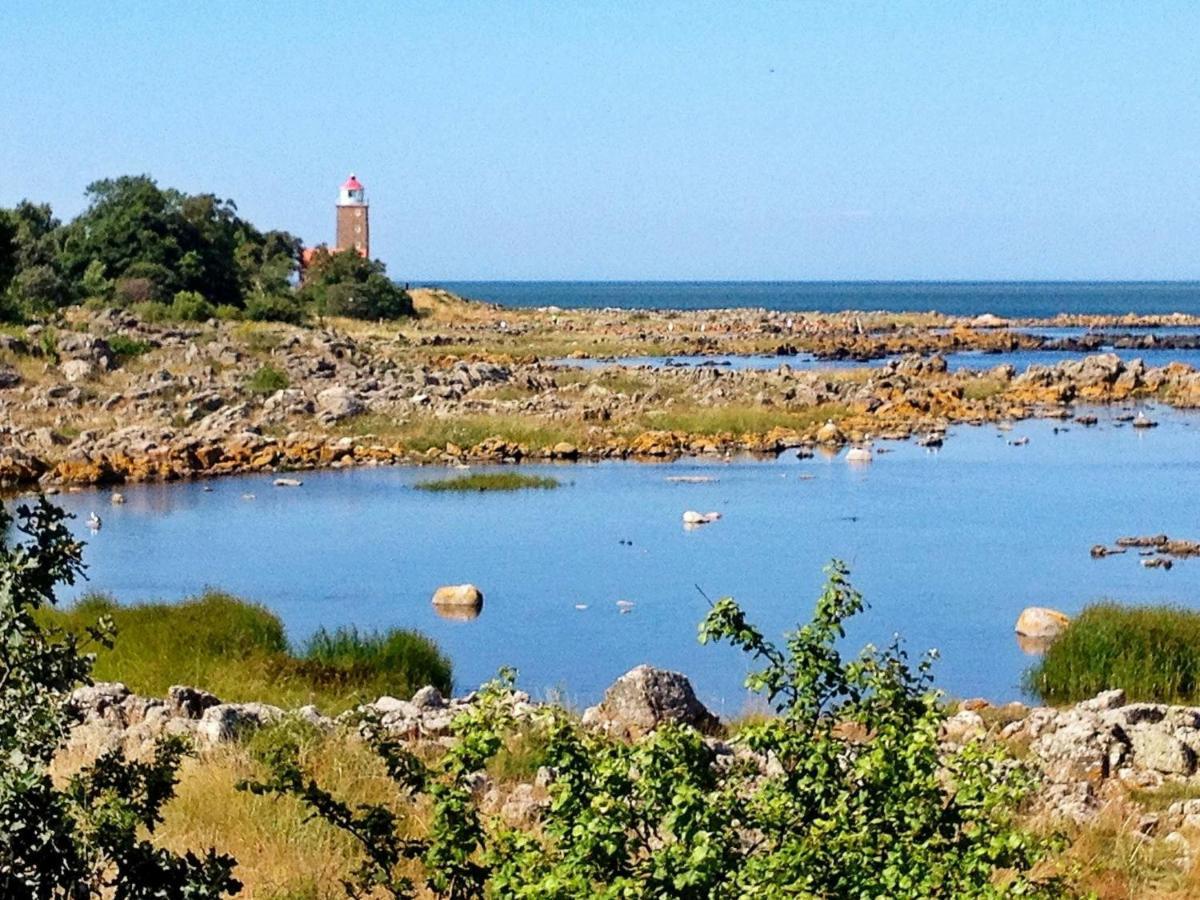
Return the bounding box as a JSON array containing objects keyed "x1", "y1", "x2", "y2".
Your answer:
[
  {"x1": 637, "y1": 402, "x2": 849, "y2": 437},
  {"x1": 414, "y1": 472, "x2": 560, "y2": 493},
  {"x1": 246, "y1": 364, "x2": 290, "y2": 395},
  {"x1": 1026, "y1": 602, "x2": 1200, "y2": 705},
  {"x1": 338, "y1": 412, "x2": 590, "y2": 453},
  {"x1": 39, "y1": 592, "x2": 451, "y2": 713}
]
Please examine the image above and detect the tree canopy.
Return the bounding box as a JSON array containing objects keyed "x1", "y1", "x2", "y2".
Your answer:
[{"x1": 0, "y1": 175, "x2": 411, "y2": 324}]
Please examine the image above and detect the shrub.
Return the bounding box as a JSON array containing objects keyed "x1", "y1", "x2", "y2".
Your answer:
[
  {"x1": 214, "y1": 303, "x2": 242, "y2": 321},
  {"x1": 245, "y1": 363, "x2": 289, "y2": 394},
  {"x1": 246, "y1": 563, "x2": 1073, "y2": 898},
  {"x1": 414, "y1": 472, "x2": 561, "y2": 492},
  {"x1": 0, "y1": 499, "x2": 240, "y2": 897},
  {"x1": 244, "y1": 292, "x2": 306, "y2": 324},
  {"x1": 170, "y1": 289, "x2": 216, "y2": 321},
  {"x1": 1027, "y1": 602, "x2": 1200, "y2": 705},
  {"x1": 107, "y1": 333, "x2": 153, "y2": 362},
  {"x1": 131, "y1": 299, "x2": 170, "y2": 322}
]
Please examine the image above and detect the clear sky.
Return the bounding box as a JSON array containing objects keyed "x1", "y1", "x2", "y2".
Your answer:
[{"x1": 2, "y1": 2, "x2": 1198, "y2": 280}]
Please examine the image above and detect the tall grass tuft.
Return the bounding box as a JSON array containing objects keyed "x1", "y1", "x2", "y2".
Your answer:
[
  {"x1": 414, "y1": 472, "x2": 560, "y2": 493},
  {"x1": 1026, "y1": 602, "x2": 1200, "y2": 705},
  {"x1": 303, "y1": 626, "x2": 452, "y2": 698},
  {"x1": 39, "y1": 592, "x2": 450, "y2": 713}
]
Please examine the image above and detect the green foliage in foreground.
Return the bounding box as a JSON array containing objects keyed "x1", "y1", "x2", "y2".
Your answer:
[
  {"x1": 246, "y1": 563, "x2": 1074, "y2": 899},
  {"x1": 1027, "y1": 602, "x2": 1200, "y2": 705},
  {"x1": 414, "y1": 472, "x2": 561, "y2": 493},
  {"x1": 0, "y1": 499, "x2": 240, "y2": 897},
  {"x1": 40, "y1": 592, "x2": 452, "y2": 713}
]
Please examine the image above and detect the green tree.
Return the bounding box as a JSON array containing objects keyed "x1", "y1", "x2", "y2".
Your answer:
[
  {"x1": 0, "y1": 210, "x2": 18, "y2": 296},
  {"x1": 299, "y1": 246, "x2": 413, "y2": 320},
  {"x1": 0, "y1": 498, "x2": 240, "y2": 898},
  {"x1": 247, "y1": 563, "x2": 1073, "y2": 899}
]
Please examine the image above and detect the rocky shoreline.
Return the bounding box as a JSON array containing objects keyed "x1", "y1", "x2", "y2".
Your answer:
[
  {"x1": 64, "y1": 665, "x2": 1200, "y2": 851},
  {"x1": 4, "y1": 290, "x2": 1200, "y2": 490}
]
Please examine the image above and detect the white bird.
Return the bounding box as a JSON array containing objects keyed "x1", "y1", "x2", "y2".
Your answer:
[{"x1": 86, "y1": 512, "x2": 102, "y2": 531}]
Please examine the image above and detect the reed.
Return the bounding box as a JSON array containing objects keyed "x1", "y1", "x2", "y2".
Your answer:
[
  {"x1": 39, "y1": 592, "x2": 451, "y2": 713},
  {"x1": 1026, "y1": 602, "x2": 1200, "y2": 705}
]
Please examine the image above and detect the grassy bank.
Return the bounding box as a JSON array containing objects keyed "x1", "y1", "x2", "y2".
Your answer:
[
  {"x1": 414, "y1": 472, "x2": 560, "y2": 492},
  {"x1": 40, "y1": 592, "x2": 451, "y2": 713},
  {"x1": 1026, "y1": 602, "x2": 1200, "y2": 705}
]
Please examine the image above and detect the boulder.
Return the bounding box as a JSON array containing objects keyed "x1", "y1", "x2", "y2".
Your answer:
[
  {"x1": 1016, "y1": 606, "x2": 1070, "y2": 640},
  {"x1": 432, "y1": 583, "x2": 484, "y2": 612},
  {"x1": 197, "y1": 702, "x2": 284, "y2": 744},
  {"x1": 68, "y1": 681, "x2": 131, "y2": 720},
  {"x1": 815, "y1": 420, "x2": 845, "y2": 445},
  {"x1": 551, "y1": 441, "x2": 579, "y2": 459},
  {"x1": 582, "y1": 665, "x2": 718, "y2": 739},
  {"x1": 412, "y1": 685, "x2": 447, "y2": 710},
  {"x1": 1130, "y1": 728, "x2": 1196, "y2": 776},
  {"x1": 60, "y1": 358, "x2": 94, "y2": 383},
  {"x1": 168, "y1": 684, "x2": 221, "y2": 719},
  {"x1": 316, "y1": 386, "x2": 365, "y2": 421}
]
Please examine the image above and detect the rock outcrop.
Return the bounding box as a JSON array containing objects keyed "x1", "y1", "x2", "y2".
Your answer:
[{"x1": 581, "y1": 665, "x2": 718, "y2": 739}]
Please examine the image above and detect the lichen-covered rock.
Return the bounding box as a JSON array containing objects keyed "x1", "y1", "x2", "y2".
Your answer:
[
  {"x1": 583, "y1": 665, "x2": 718, "y2": 739},
  {"x1": 197, "y1": 702, "x2": 284, "y2": 744}
]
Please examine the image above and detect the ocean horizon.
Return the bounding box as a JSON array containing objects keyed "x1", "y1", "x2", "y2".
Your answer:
[{"x1": 431, "y1": 280, "x2": 1200, "y2": 319}]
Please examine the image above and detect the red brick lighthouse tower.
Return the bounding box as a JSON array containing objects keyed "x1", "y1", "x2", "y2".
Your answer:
[{"x1": 335, "y1": 174, "x2": 369, "y2": 258}]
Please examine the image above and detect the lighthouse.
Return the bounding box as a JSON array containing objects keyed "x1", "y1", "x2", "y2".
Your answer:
[{"x1": 335, "y1": 173, "x2": 369, "y2": 258}]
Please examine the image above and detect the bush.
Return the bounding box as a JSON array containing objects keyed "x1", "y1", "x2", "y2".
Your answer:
[
  {"x1": 131, "y1": 299, "x2": 170, "y2": 322},
  {"x1": 107, "y1": 333, "x2": 153, "y2": 362},
  {"x1": 0, "y1": 499, "x2": 240, "y2": 897},
  {"x1": 1027, "y1": 602, "x2": 1200, "y2": 705},
  {"x1": 299, "y1": 247, "x2": 413, "y2": 320},
  {"x1": 244, "y1": 292, "x2": 306, "y2": 324},
  {"x1": 170, "y1": 289, "x2": 216, "y2": 321},
  {"x1": 247, "y1": 563, "x2": 1073, "y2": 898},
  {"x1": 245, "y1": 363, "x2": 289, "y2": 394}
]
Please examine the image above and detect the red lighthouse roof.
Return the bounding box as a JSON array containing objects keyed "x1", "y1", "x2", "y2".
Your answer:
[{"x1": 342, "y1": 174, "x2": 363, "y2": 190}]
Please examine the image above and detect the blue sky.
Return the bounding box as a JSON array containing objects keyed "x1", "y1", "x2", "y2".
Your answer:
[{"x1": 1, "y1": 2, "x2": 1198, "y2": 280}]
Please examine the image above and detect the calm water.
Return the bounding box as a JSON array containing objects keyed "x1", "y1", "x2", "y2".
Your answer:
[
  {"x1": 46, "y1": 406, "x2": 1200, "y2": 714},
  {"x1": 552, "y1": 347, "x2": 1200, "y2": 373},
  {"x1": 435, "y1": 281, "x2": 1200, "y2": 318}
]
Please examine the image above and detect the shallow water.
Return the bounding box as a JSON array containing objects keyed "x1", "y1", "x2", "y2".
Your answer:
[
  {"x1": 49, "y1": 406, "x2": 1200, "y2": 714},
  {"x1": 552, "y1": 347, "x2": 1200, "y2": 374}
]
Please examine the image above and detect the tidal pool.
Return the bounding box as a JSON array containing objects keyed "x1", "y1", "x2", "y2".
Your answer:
[{"x1": 48, "y1": 406, "x2": 1200, "y2": 715}]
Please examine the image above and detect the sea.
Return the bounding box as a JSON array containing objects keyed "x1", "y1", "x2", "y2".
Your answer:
[{"x1": 433, "y1": 281, "x2": 1200, "y2": 318}]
